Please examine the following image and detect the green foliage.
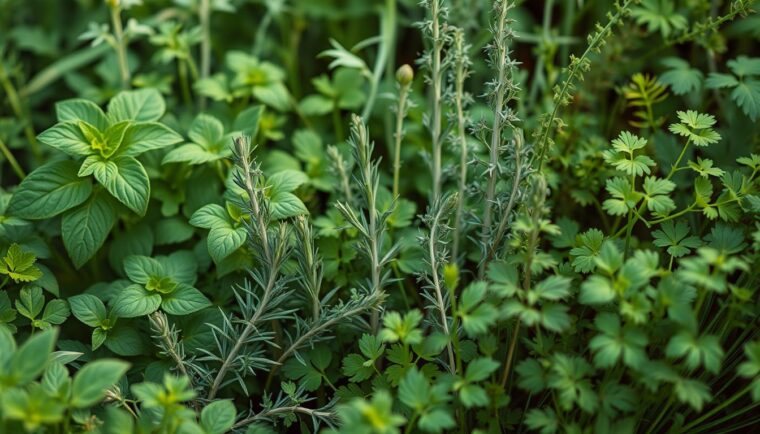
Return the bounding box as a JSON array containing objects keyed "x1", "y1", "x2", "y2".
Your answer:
[{"x1": 1, "y1": 0, "x2": 759, "y2": 433}]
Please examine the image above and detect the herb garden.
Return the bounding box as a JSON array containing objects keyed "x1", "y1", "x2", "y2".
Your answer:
[{"x1": 1, "y1": 0, "x2": 760, "y2": 432}]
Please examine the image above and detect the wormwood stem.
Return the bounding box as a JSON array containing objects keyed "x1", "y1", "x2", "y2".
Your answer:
[
  {"x1": 109, "y1": 1, "x2": 131, "y2": 89},
  {"x1": 452, "y1": 29, "x2": 469, "y2": 262},
  {"x1": 427, "y1": 198, "x2": 457, "y2": 373},
  {"x1": 207, "y1": 137, "x2": 279, "y2": 400},
  {"x1": 484, "y1": 130, "x2": 523, "y2": 271},
  {"x1": 207, "y1": 268, "x2": 275, "y2": 400},
  {"x1": 480, "y1": 0, "x2": 518, "y2": 270},
  {"x1": 428, "y1": 0, "x2": 446, "y2": 202},
  {"x1": 232, "y1": 406, "x2": 334, "y2": 430}
]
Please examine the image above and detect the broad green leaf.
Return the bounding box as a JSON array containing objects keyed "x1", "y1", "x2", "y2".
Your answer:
[
  {"x1": 731, "y1": 79, "x2": 760, "y2": 121},
  {"x1": 69, "y1": 294, "x2": 107, "y2": 327},
  {"x1": 267, "y1": 170, "x2": 309, "y2": 194},
  {"x1": 398, "y1": 368, "x2": 430, "y2": 410},
  {"x1": 269, "y1": 191, "x2": 308, "y2": 219},
  {"x1": 525, "y1": 408, "x2": 558, "y2": 434},
  {"x1": 154, "y1": 218, "x2": 194, "y2": 245},
  {"x1": 110, "y1": 284, "x2": 161, "y2": 318},
  {"x1": 342, "y1": 353, "x2": 374, "y2": 382},
  {"x1": 188, "y1": 114, "x2": 224, "y2": 147},
  {"x1": 580, "y1": 275, "x2": 615, "y2": 304},
  {"x1": 465, "y1": 357, "x2": 499, "y2": 382},
  {"x1": 103, "y1": 326, "x2": 145, "y2": 356},
  {"x1": 41, "y1": 300, "x2": 69, "y2": 325},
  {"x1": 10, "y1": 328, "x2": 57, "y2": 386},
  {"x1": 107, "y1": 88, "x2": 165, "y2": 122},
  {"x1": 588, "y1": 313, "x2": 648, "y2": 368},
  {"x1": 194, "y1": 74, "x2": 234, "y2": 102},
  {"x1": 233, "y1": 105, "x2": 264, "y2": 138},
  {"x1": 56, "y1": 99, "x2": 108, "y2": 130},
  {"x1": 70, "y1": 359, "x2": 129, "y2": 408},
  {"x1": 120, "y1": 122, "x2": 183, "y2": 157},
  {"x1": 660, "y1": 57, "x2": 702, "y2": 95},
  {"x1": 252, "y1": 82, "x2": 290, "y2": 111},
  {"x1": 299, "y1": 94, "x2": 333, "y2": 116},
  {"x1": 459, "y1": 384, "x2": 488, "y2": 408},
  {"x1": 62, "y1": 192, "x2": 117, "y2": 268},
  {"x1": 0, "y1": 326, "x2": 17, "y2": 363},
  {"x1": 15, "y1": 286, "x2": 44, "y2": 319},
  {"x1": 189, "y1": 204, "x2": 231, "y2": 229},
  {"x1": 674, "y1": 378, "x2": 711, "y2": 411},
  {"x1": 161, "y1": 284, "x2": 211, "y2": 315},
  {"x1": 163, "y1": 144, "x2": 222, "y2": 165},
  {"x1": 666, "y1": 332, "x2": 724, "y2": 373},
  {"x1": 534, "y1": 275, "x2": 571, "y2": 301},
  {"x1": 738, "y1": 341, "x2": 760, "y2": 401},
  {"x1": 8, "y1": 160, "x2": 93, "y2": 219},
  {"x1": 706, "y1": 72, "x2": 739, "y2": 88},
  {"x1": 162, "y1": 251, "x2": 198, "y2": 285},
  {"x1": 207, "y1": 226, "x2": 247, "y2": 263},
  {"x1": 516, "y1": 359, "x2": 547, "y2": 393},
  {"x1": 37, "y1": 122, "x2": 94, "y2": 157},
  {"x1": 418, "y1": 408, "x2": 455, "y2": 433},
  {"x1": 201, "y1": 400, "x2": 236, "y2": 434},
  {"x1": 95, "y1": 156, "x2": 150, "y2": 215}
]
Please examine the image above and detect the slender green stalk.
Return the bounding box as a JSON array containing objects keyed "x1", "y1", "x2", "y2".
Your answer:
[
  {"x1": 535, "y1": 0, "x2": 635, "y2": 168},
  {"x1": 232, "y1": 406, "x2": 333, "y2": 430},
  {"x1": 426, "y1": 197, "x2": 457, "y2": 373},
  {"x1": 0, "y1": 137, "x2": 26, "y2": 179},
  {"x1": 109, "y1": 1, "x2": 131, "y2": 89},
  {"x1": 480, "y1": 0, "x2": 518, "y2": 265},
  {"x1": 484, "y1": 130, "x2": 523, "y2": 270},
  {"x1": 680, "y1": 384, "x2": 753, "y2": 433},
  {"x1": 451, "y1": 29, "x2": 469, "y2": 262},
  {"x1": 335, "y1": 116, "x2": 387, "y2": 333},
  {"x1": 0, "y1": 62, "x2": 39, "y2": 158},
  {"x1": 500, "y1": 319, "x2": 521, "y2": 388},
  {"x1": 426, "y1": 0, "x2": 447, "y2": 202},
  {"x1": 207, "y1": 138, "x2": 279, "y2": 400},
  {"x1": 392, "y1": 65, "x2": 413, "y2": 197},
  {"x1": 361, "y1": 0, "x2": 396, "y2": 121},
  {"x1": 328, "y1": 145, "x2": 353, "y2": 203},
  {"x1": 199, "y1": 0, "x2": 210, "y2": 109}
]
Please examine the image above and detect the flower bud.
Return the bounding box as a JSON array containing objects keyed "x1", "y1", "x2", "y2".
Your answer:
[
  {"x1": 443, "y1": 263, "x2": 460, "y2": 292},
  {"x1": 395, "y1": 64, "x2": 414, "y2": 86}
]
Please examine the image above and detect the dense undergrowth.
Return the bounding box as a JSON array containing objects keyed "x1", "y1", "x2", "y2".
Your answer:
[{"x1": 1, "y1": 0, "x2": 760, "y2": 433}]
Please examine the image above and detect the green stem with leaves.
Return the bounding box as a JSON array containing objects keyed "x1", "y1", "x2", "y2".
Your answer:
[
  {"x1": 452, "y1": 29, "x2": 469, "y2": 262},
  {"x1": 481, "y1": 0, "x2": 516, "y2": 259},
  {"x1": 535, "y1": 0, "x2": 634, "y2": 168}
]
